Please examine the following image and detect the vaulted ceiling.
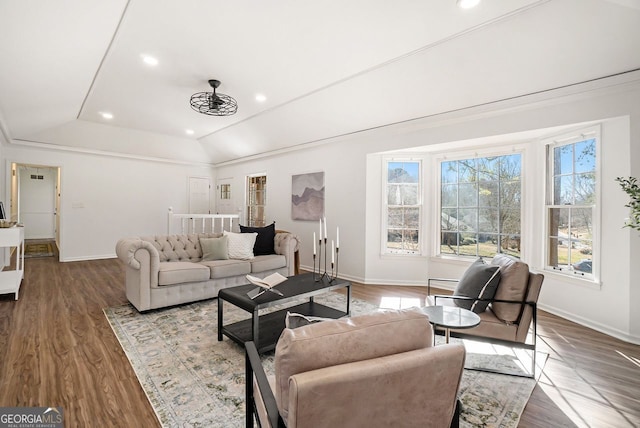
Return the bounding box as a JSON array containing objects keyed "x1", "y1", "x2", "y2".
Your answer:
[{"x1": 1, "y1": 0, "x2": 639, "y2": 165}]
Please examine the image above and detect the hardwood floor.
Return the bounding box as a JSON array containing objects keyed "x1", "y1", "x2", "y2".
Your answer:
[{"x1": 1, "y1": 258, "x2": 639, "y2": 427}]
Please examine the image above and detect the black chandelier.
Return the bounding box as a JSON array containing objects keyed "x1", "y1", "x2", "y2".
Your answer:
[{"x1": 190, "y1": 79, "x2": 238, "y2": 116}]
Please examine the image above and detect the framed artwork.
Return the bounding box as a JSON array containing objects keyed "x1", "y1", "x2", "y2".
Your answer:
[{"x1": 291, "y1": 172, "x2": 324, "y2": 221}]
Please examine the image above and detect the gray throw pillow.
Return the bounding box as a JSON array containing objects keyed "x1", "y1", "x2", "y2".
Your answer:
[
  {"x1": 200, "y1": 236, "x2": 229, "y2": 261},
  {"x1": 453, "y1": 258, "x2": 501, "y2": 313},
  {"x1": 284, "y1": 312, "x2": 332, "y2": 329}
]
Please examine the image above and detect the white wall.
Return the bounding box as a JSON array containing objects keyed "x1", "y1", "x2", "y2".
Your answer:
[
  {"x1": 2, "y1": 145, "x2": 215, "y2": 261},
  {"x1": 217, "y1": 74, "x2": 640, "y2": 343}
]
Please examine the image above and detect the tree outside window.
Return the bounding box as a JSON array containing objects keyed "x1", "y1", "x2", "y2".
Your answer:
[
  {"x1": 385, "y1": 161, "x2": 421, "y2": 254},
  {"x1": 547, "y1": 135, "x2": 596, "y2": 277},
  {"x1": 440, "y1": 154, "x2": 522, "y2": 258}
]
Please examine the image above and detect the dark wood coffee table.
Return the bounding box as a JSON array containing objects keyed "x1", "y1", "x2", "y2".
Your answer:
[{"x1": 217, "y1": 273, "x2": 351, "y2": 353}]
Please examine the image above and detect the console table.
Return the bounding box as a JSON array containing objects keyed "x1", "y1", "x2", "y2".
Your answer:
[{"x1": 0, "y1": 226, "x2": 25, "y2": 300}]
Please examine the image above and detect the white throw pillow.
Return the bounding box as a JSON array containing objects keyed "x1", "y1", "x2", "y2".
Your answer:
[{"x1": 223, "y1": 230, "x2": 257, "y2": 260}]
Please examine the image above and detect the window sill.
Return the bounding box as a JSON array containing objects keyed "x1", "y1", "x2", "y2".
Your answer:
[
  {"x1": 430, "y1": 254, "x2": 478, "y2": 266},
  {"x1": 380, "y1": 252, "x2": 426, "y2": 260},
  {"x1": 539, "y1": 267, "x2": 602, "y2": 289}
]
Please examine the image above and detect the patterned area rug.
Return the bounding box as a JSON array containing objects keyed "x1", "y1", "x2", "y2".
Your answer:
[
  {"x1": 24, "y1": 242, "x2": 55, "y2": 258},
  {"x1": 104, "y1": 293, "x2": 544, "y2": 428}
]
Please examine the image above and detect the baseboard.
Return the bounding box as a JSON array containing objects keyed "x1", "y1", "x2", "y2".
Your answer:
[
  {"x1": 538, "y1": 303, "x2": 640, "y2": 345},
  {"x1": 61, "y1": 254, "x2": 118, "y2": 262}
]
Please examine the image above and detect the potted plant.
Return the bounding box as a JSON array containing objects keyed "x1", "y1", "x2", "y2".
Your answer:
[{"x1": 616, "y1": 176, "x2": 640, "y2": 231}]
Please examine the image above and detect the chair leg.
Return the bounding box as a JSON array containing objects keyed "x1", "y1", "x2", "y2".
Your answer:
[
  {"x1": 246, "y1": 348, "x2": 254, "y2": 428},
  {"x1": 450, "y1": 399, "x2": 461, "y2": 428}
]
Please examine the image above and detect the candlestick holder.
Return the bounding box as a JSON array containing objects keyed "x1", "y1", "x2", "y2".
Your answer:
[
  {"x1": 329, "y1": 247, "x2": 339, "y2": 282},
  {"x1": 313, "y1": 237, "x2": 339, "y2": 282}
]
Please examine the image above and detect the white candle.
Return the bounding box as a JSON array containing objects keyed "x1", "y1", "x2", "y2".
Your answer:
[
  {"x1": 319, "y1": 219, "x2": 322, "y2": 242},
  {"x1": 323, "y1": 217, "x2": 327, "y2": 240},
  {"x1": 313, "y1": 232, "x2": 316, "y2": 255},
  {"x1": 336, "y1": 227, "x2": 340, "y2": 249},
  {"x1": 332, "y1": 240, "x2": 335, "y2": 264}
]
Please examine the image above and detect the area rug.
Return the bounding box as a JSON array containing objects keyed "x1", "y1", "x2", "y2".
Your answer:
[
  {"x1": 104, "y1": 293, "x2": 544, "y2": 428},
  {"x1": 24, "y1": 242, "x2": 55, "y2": 258}
]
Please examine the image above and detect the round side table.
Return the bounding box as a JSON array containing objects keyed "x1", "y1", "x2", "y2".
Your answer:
[{"x1": 422, "y1": 305, "x2": 481, "y2": 344}]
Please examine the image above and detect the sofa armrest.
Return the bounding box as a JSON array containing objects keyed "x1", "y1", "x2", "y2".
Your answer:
[
  {"x1": 274, "y1": 232, "x2": 300, "y2": 276},
  {"x1": 116, "y1": 238, "x2": 162, "y2": 311},
  {"x1": 116, "y1": 238, "x2": 159, "y2": 270}
]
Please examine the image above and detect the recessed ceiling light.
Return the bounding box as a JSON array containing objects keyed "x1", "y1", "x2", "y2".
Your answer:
[
  {"x1": 255, "y1": 94, "x2": 267, "y2": 103},
  {"x1": 457, "y1": 0, "x2": 481, "y2": 9},
  {"x1": 100, "y1": 112, "x2": 113, "y2": 120},
  {"x1": 185, "y1": 129, "x2": 195, "y2": 135},
  {"x1": 141, "y1": 54, "x2": 159, "y2": 66}
]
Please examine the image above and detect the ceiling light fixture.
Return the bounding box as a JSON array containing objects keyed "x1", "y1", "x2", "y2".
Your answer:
[
  {"x1": 255, "y1": 94, "x2": 267, "y2": 103},
  {"x1": 185, "y1": 129, "x2": 195, "y2": 135},
  {"x1": 457, "y1": 0, "x2": 481, "y2": 9},
  {"x1": 100, "y1": 112, "x2": 113, "y2": 120},
  {"x1": 141, "y1": 54, "x2": 158, "y2": 66},
  {"x1": 190, "y1": 79, "x2": 238, "y2": 116}
]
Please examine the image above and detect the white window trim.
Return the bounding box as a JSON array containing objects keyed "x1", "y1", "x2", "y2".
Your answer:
[
  {"x1": 381, "y1": 156, "x2": 423, "y2": 256},
  {"x1": 246, "y1": 172, "x2": 267, "y2": 227},
  {"x1": 542, "y1": 125, "x2": 601, "y2": 284},
  {"x1": 432, "y1": 144, "x2": 527, "y2": 261}
]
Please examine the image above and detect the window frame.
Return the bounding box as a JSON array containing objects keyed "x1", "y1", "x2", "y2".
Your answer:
[
  {"x1": 434, "y1": 147, "x2": 525, "y2": 260},
  {"x1": 246, "y1": 174, "x2": 267, "y2": 227},
  {"x1": 381, "y1": 157, "x2": 423, "y2": 256},
  {"x1": 543, "y1": 126, "x2": 600, "y2": 282}
]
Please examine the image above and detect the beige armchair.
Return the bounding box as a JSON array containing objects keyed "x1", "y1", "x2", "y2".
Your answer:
[
  {"x1": 428, "y1": 253, "x2": 544, "y2": 378},
  {"x1": 246, "y1": 307, "x2": 465, "y2": 428}
]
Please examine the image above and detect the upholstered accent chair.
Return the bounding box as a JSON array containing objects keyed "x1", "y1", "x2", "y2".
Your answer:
[
  {"x1": 246, "y1": 308, "x2": 466, "y2": 428},
  {"x1": 428, "y1": 253, "x2": 544, "y2": 378}
]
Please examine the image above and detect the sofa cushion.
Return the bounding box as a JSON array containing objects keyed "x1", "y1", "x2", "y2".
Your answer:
[
  {"x1": 157, "y1": 262, "x2": 211, "y2": 286},
  {"x1": 275, "y1": 307, "x2": 432, "y2": 420},
  {"x1": 224, "y1": 231, "x2": 257, "y2": 260},
  {"x1": 453, "y1": 258, "x2": 501, "y2": 313},
  {"x1": 200, "y1": 236, "x2": 229, "y2": 261},
  {"x1": 240, "y1": 222, "x2": 276, "y2": 255},
  {"x1": 199, "y1": 259, "x2": 251, "y2": 279},
  {"x1": 490, "y1": 253, "x2": 530, "y2": 323},
  {"x1": 250, "y1": 254, "x2": 286, "y2": 273}
]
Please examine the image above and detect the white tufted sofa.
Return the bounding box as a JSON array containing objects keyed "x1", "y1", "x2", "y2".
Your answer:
[{"x1": 115, "y1": 231, "x2": 300, "y2": 312}]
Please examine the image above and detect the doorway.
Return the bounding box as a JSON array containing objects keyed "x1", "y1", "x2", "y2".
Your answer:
[{"x1": 11, "y1": 163, "x2": 61, "y2": 259}]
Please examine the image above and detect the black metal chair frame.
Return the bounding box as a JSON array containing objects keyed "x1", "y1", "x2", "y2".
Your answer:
[{"x1": 427, "y1": 278, "x2": 538, "y2": 379}]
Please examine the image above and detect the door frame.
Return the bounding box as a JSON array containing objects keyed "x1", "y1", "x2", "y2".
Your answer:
[{"x1": 6, "y1": 160, "x2": 62, "y2": 260}]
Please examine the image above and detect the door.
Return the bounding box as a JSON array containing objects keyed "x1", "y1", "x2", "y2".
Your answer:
[
  {"x1": 18, "y1": 166, "x2": 56, "y2": 239},
  {"x1": 216, "y1": 178, "x2": 234, "y2": 214},
  {"x1": 189, "y1": 177, "x2": 210, "y2": 214}
]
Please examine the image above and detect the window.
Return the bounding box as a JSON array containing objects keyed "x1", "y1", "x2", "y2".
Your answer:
[
  {"x1": 546, "y1": 129, "x2": 598, "y2": 278},
  {"x1": 220, "y1": 183, "x2": 231, "y2": 200},
  {"x1": 384, "y1": 160, "x2": 421, "y2": 254},
  {"x1": 247, "y1": 175, "x2": 266, "y2": 227},
  {"x1": 440, "y1": 153, "x2": 522, "y2": 258}
]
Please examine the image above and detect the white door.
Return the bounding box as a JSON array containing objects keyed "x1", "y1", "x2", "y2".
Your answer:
[
  {"x1": 189, "y1": 177, "x2": 210, "y2": 214},
  {"x1": 19, "y1": 167, "x2": 56, "y2": 239},
  {"x1": 216, "y1": 178, "x2": 234, "y2": 214}
]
